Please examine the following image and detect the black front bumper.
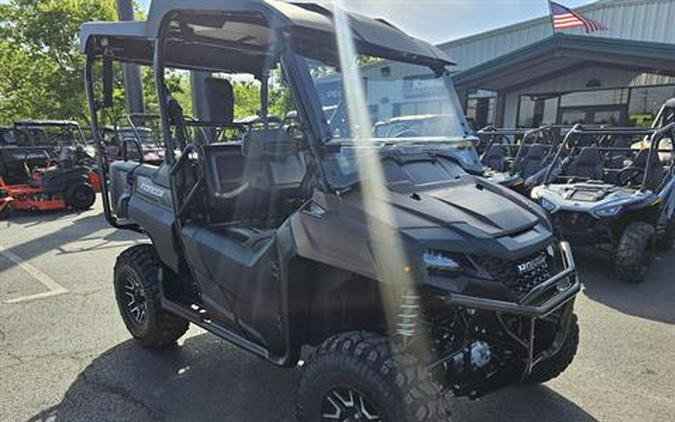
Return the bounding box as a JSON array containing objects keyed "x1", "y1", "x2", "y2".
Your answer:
[
  {"x1": 443, "y1": 242, "x2": 579, "y2": 380},
  {"x1": 446, "y1": 241, "x2": 579, "y2": 317}
]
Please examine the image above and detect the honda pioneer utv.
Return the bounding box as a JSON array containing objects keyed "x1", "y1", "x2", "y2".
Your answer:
[
  {"x1": 532, "y1": 102, "x2": 675, "y2": 282},
  {"x1": 82, "y1": 2, "x2": 580, "y2": 420}
]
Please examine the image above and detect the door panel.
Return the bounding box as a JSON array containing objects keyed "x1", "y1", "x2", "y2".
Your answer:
[{"x1": 180, "y1": 224, "x2": 286, "y2": 354}]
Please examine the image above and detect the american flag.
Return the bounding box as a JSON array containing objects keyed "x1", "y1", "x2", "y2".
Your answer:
[{"x1": 549, "y1": 1, "x2": 607, "y2": 33}]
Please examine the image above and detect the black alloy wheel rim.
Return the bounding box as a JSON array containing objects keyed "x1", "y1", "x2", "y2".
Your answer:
[
  {"x1": 74, "y1": 187, "x2": 90, "y2": 203},
  {"x1": 321, "y1": 387, "x2": 382, "y2": 421},
  {"x1": 122, "y1": 271, "x2": 148, "y2": 326}
]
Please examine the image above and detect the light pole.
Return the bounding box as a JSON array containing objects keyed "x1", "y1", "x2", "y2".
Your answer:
[{"x1": 116, "y1": 0, "x2": 144, "y2": 114}]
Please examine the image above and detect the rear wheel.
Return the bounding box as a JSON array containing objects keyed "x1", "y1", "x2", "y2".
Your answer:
[
  {"x1": 296, "y1": 332, "x2": 446, "y2": 422},
  {"x1": 615, "y1": 221, "x2": 655, "y2": 283},
  {"x1": 114, "y1": 244, "x2": 189, "y2": 348},
  {"x1": 67, "y1": 183, "x2": 95, "y2": 210},
  {"x1": 527, "y1": 314, "x2": 579, "y2": 384}
]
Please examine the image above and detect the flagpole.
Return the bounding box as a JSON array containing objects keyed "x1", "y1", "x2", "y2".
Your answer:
[{"x1": 547, "y1": 0, "x2": 557, "y2": 36}]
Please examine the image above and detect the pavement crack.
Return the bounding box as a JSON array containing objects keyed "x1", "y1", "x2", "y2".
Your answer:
[{"x1": 80, "y1": 373, "x2": 162, "y2": 421}]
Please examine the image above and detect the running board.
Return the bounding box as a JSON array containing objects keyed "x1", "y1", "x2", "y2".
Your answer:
[{"x1": 161, "y1": 297, "x2": 271, "y2": 360}]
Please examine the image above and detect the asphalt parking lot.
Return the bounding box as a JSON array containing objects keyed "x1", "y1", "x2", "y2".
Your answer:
[{"x1": 1, "y1": 200, "x2": 674, "y2": 422}]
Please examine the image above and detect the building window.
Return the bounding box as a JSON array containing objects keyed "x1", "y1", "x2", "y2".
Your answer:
[
  {"x1": 466, "y1": 92, "x2": 496, "y2": 129},
  {"x1": 560, "y1": 88, "x2": 629, "y2": 108},
  {"x1": 393, "y1": 100, "x2": 451, "y2": 117},
  {"x1": 518, "y1": 96, "x2": 557, "y2": 127},
  {"x1": 629, "y1": 85, "x2": 675, "y2": 126}
]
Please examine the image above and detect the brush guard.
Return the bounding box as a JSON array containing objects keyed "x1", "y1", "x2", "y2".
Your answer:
[{"x1": 443, "y1": 241, "x2": 579, "y2": 380}]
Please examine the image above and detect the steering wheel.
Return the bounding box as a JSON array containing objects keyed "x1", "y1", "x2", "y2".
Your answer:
[
  {"x1": 215, "y1": 182, "x2": 249, "y2": 200},
  {"x1": 617, "y1": 166, "x2": 644, "y2": 186}
]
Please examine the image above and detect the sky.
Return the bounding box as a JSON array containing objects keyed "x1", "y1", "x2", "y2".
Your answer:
[{"x1": 139, "y1": 0, "x2": 594, "y2": 43}]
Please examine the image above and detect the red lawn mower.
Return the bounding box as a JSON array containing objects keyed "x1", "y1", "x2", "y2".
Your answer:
[{"x1": 0, "y1": 147, "x2": 100, "y2": 219}]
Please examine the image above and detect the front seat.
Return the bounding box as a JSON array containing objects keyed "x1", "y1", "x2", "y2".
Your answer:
[
  {"x1": 632, "y1": 148, "x2": 664, "y2": 190},
  {"x1": 518, "y1": 144, "x2": 546, "y2": 178},
  {"x1": 481, "y1": 144, "x2": 506, "y2": 172},
  {"x1": 566, "y1": 146, "x2": 604, "y2": 180}
]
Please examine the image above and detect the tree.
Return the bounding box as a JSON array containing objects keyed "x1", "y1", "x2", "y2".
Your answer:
[{"x1": 0, "y1": 0, "x2": 117, "y2": 125}]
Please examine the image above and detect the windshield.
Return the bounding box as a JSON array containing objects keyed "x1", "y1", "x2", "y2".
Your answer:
[
  {"x1": 303, "y1": 55, "x2": 469, "y2": 142},
  {"x1": 300, "y1": 55, "x2": 478, "y2": 190}
]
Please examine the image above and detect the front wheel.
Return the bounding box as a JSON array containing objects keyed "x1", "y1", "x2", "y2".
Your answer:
[
  {"x1": 296, "y1": 332, "x2": 446, "y2": 422},
  {"x1": 67, "y1": 183, "x2": 96, "y2": 210},
  {"x1": 615, "y1": 221, "x2": 655, "y2": 283},
  {"x1": 114, "y1": 244, "x2": 189, "y2": 348},
  {"x1": 527, "y1": 314, "x2": 579, "y2": 384}
]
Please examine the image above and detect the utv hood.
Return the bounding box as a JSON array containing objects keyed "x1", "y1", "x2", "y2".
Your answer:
[{"x1": 384, "y1": 183, "x2": 540, "y2": 238}]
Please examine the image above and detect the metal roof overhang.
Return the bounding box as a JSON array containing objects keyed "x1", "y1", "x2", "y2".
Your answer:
[{"x1": 453, "y1": 34, "x2": 675, "y2": 93}]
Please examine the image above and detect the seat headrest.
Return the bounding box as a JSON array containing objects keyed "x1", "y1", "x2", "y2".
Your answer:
[
  {"x1": 485, "y1": 144, "x2": 506, "y2": 158},
  {"x1": 574, "y1": 146, "x2": 601, "y2": 166},
  {"x1": 524, "y1": 144, "x2": 546, "y2": 159},
  {"x1": 633, "y1": 149, "x2": 650, "y2": 167},
  {"x1": 204, "y1": 78, "x2": 234, "y2": 124}
]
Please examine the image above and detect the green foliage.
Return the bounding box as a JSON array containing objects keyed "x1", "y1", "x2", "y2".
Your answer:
[
  {"x1": 0, "y1": 0, "x2": 117, "y2": 125},
  {"x1": 0, "y1": 1, "x2": 294, "y2": 128}
]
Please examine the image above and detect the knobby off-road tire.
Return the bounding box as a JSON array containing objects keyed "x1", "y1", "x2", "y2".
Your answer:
[
  {"x1": 296, "y1": 331, "x2": 448, "y2": 422},
  {"x1": 655, "y1": 218, "x2": 675, "y2": 250},
  {"x1": 615, "y1": 221, "x2": 655, "y2": 283},
  {"x1": 67, "y1": 183, "x2": 96, "y2": 210},
  {"x1": 527, "y1": 314, "x2": 579, "y2": 384},
  {"x1": 114, "y1": 244, "x2": 189, "y2": 348}
]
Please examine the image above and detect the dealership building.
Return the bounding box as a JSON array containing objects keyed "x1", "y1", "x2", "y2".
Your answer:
[{"x1": 341, "y1": 0, "x2": 675, "y2": 130}]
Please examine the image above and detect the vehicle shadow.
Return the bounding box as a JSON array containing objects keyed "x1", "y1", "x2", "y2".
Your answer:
[
  {"x1": 0, "y1": 205, "x2": 141, "y2": 273},
  {"x1": 574, "y1": 247, "x2": 675, "y2": 325},
  {"x1": 27, "y1": 333, "x2": 597, "y2": 422}
]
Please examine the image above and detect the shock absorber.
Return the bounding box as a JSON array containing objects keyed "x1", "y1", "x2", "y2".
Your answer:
[{"x1": 397, "y1": 289, "x2": 420, "y2": 347}]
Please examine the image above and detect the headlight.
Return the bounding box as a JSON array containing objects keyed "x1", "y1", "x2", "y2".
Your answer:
[
  {"x1": 423, "y1": 250, "x2": 461, "y2": 274},
  {"x1": 539, "y1": 197, "x2": 557, "y2": 212},
  {"x1": 530, "y1": 185, "x2": 543, "y2": 200},
  {"x1": 594, "y1": 205, "x2": 623, "y2": 217}
]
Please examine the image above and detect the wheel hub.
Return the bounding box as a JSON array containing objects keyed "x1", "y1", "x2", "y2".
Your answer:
[
  {"x1": 123, "y1": 273, "x2": 147, "y2": 325},
  {"x1": 321, "y1": 388, "x2": 381, "y2": 421}
]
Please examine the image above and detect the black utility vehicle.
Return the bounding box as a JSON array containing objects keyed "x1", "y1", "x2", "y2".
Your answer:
[
  {"x1": 0, "y1": 120, "x2": 88, "y2": 184},
  {"x1": 82, "y1": 2, "x2": 580, "y2": 420},
  {"x1": 532, "y1": 101, "x2": 675, "y2": 282}
]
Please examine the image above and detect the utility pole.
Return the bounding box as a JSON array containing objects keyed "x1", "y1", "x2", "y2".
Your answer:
[
  {"x1": 191, "y1": 72, "x2": 211, "y2": 120},
  {"x1": 117, "y1": 0, "x2": 144, "y2": 114}
]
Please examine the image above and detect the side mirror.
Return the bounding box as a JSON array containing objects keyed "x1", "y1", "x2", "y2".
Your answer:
[{"x1": 102, "y1": 55, "x2": 114, "y2": 108}]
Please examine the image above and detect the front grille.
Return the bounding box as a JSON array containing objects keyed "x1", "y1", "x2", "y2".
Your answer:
[
  {"x1": 473, "y1": 251, "x2": 551, "y2": 296},
  {"x1": 553, "y1": 211, "x2": 596, "y2": 232},
  {"x1": 552, "y1": 211, "x2": 605, "y2": 245}
]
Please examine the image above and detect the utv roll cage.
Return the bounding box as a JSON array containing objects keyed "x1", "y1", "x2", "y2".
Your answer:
[
  {"x1": 81, "y1": 0, "x2": 454, "y2": 234},
  {"x1": 12, "y1": 120, "x2": 87, "y2": 148},
  {"x1": 476, "y1": 125, "x2": 565, "y2": 191},
  {"x1": 541, "y1": 122, "x2": 675, "y2": 192}
]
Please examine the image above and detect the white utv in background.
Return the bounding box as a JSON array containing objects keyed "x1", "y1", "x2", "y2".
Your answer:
[{"x1": 532, "y1": 101, "x2": 675, "y2": 282}]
